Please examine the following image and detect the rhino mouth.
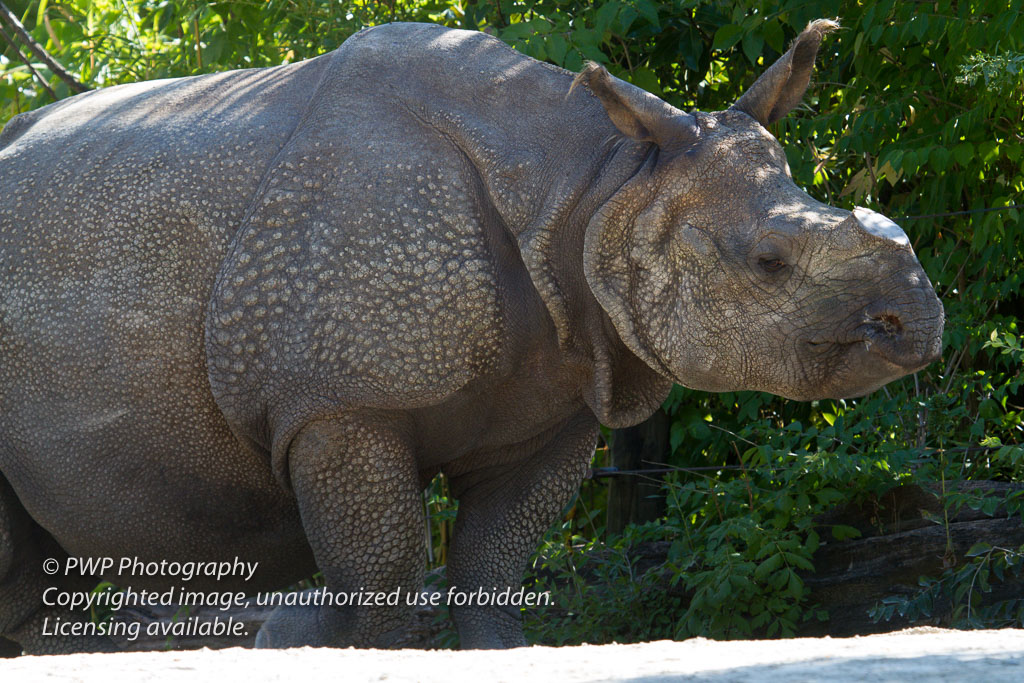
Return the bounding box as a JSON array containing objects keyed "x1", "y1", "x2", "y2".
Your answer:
[
  {"x1": 797, "y1": 340, "x2": 905, "y2": 400},
  {"x1": 809, "y1": 335, "x2": 937, "y2": 369},
  {"x1": 807, "y1": 305, "x2": 942, "y2": 370},
  {"x1": 803, "y1": 320, "x2": 942, "y2": 400}
]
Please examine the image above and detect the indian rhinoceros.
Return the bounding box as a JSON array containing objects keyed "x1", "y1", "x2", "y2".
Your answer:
[{"x1": 0, "y1": 19, "x2": 942, "y2": 652}]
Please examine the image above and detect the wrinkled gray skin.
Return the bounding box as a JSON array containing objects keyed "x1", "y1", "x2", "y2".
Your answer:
[{"x1": 0, "y1": 20, "x2": 942, "y2": 652}]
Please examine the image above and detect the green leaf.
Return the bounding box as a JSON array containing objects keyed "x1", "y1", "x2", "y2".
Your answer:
[
  {"x1": 742, "y1": 31, "x2": 765, "y2": 66},
  {"x1": 546, "y1": 34, "x2": 568, "y2": 66},
  {"x1": 814, "y1": 489, "x2": 844, "y2": 505},
  {"x1": 754, "y1": 553, "x2": 783, "y2": 581},
  {"x1": 572, "y1": 29, "x2": 606, "y2": 63},
  {"x1": 786, "y1": 570, "x2": 804, "y2": 598},
  {"x1": 978, "y1": 398, "x2": 1002, "y2": 419},
  {"x1": 831, "y1": 525, "x2": 862, "y2": 541},
  {"x1": 35, "y1": 0, "x2": 50, "y2": 27},
  {"x1": 713, "y1": 24, "x2": 744, "y2": 52},
  {"x1": 629, "y1": 66, "x2": 662, "y2": 95},
  {"x1": 763, "y1": 21, "x2": 784, "y2": 54},
  {"x1": 633, "y1": 0, "x2": 661, "y2": 29},
  {"x1": 965, "y1": 542, "x2": 992, "y2": 557},
  {"x1": 977, "y1": 140, "x2": 999, "y2": 163},
  {"x1": 910, "y1": 15, "x2": 929, "y2": 42},
  {"x1": 981, "y1": 496, "x2": 1000, "y2": 517},
  {"x1": 525, "y1": 39, "x2": 547, "y2": 62},
  {"x1": 680, "y1": 27, "x2": 703, "y2": 72},
  {"x1": 805, "y1": 530, "x2": 820, "y2": 554},
  {"x1": 563, "y1": 48, "x2": 584, "y2": 72},
  {"x1": 929, "y1": 147, "x2": 951, "y2": 173},
  {"x1": 594, "y1": 1, "x2": 621, "y2": 36},
  {"x1": 785, "y1": 552, "x2": 815, "y2": 572},
  {"x1": 952, "y1": 141, "x2": 975, "y2": 167},
  {"x1": 616, "y1": 5, "x2": 638, "y2": 33},
  {"x1": 669, "y1": 421, "x2": 687, "y2": 454}
]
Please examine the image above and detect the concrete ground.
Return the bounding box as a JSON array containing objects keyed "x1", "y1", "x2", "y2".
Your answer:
[{"x1": 1, "y1": 627, "x2": 1022, "y2": 681}]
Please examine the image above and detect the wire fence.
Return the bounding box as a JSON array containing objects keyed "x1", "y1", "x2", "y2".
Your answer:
[
  {"x1": 897, "y1": 204, "x2": 1023, "y2": 221},
  {"x1": 585, "y1": 445, "x2": 1004, "y2": 480}
]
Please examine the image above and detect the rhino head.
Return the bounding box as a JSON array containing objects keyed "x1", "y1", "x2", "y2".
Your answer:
[{"x1": 576, "y1": 20, "x2": 943, "y2": 404}]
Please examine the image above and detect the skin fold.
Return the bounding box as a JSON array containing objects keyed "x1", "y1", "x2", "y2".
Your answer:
[{"x1": 0, "y1": 20, "x2": 942, "y2": 652}]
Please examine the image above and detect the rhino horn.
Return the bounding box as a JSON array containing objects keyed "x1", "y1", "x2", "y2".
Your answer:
[
  {"x1": 571, "y1": 62, "x2": 697, "y2": 147},
  {"x1": 732, "y1": 18, "x2": 839, "y2": 126}
]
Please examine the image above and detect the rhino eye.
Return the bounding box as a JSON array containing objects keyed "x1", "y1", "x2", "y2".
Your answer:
[{"x1": 759, "y1": 257, "x2": 787, "y2": 273}]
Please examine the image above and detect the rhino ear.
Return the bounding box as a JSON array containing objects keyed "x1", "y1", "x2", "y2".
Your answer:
[
  {"x1": 732, "y1": 19, "x2": 839, "y2": 126},
  {"x1": 571, "y1": 62, "x2": 697, "y2": 147}
]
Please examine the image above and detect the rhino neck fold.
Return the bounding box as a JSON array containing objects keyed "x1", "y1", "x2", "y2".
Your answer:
[
  {"x1": 409, "y1": 72, "x2": 674, "y2": 430},
  {"x1": 512, "y1": 141, "x2": 674, "y2": 428}
]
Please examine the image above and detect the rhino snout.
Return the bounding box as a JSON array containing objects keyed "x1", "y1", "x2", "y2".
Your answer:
[{"x1": 855, "y1": 286, "x2": 944, "y2": 371}]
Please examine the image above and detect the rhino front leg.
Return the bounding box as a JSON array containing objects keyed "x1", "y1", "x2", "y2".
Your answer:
[
  {"x1": 447, "y1": 408, "x2": 598, "y2": 649},
  {"x1": 255, "y1": 415, "x2": 423, "y2": 648}
]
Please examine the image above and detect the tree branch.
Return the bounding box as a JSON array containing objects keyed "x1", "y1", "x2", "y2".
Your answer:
[
  {"x1": 0, "y1": 0, "x2": 88, "y2": 94},
  {"x1": 0, "y1": 20, "x2": 56, "y2": 100}
]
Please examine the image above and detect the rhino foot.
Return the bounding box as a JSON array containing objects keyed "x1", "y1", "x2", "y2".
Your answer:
[{"x1": 254, "y1": 604, "x2": 328, "y2": 649}]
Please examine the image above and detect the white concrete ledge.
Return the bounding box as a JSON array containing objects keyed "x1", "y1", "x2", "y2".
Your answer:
[{"x1": 2, "y1": 627, "x2": 1023, "y2": 682}]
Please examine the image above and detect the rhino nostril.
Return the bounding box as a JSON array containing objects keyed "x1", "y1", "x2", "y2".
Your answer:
[{"x1": 871, "y1": 313, "x2": 903, "y2": 336}]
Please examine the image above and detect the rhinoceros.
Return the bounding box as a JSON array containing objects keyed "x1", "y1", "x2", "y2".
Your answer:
[{"x1": 0, "y1": 19, "x2": 942, "y2": 652}]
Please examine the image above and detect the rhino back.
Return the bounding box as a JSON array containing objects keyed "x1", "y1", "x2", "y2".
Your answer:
[{"x1": 0, "y1": 59, "x2": 327, "y2": 563}]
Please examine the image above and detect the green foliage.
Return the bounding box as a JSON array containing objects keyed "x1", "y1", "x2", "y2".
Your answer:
[
  {"x1": 524, "y1": 519, "x2": 685, "y2": 646},
  {"x1": 870, "y1": 542, "x2": 1024, "y2": 629},
  {"x1": 957, "y1": 50, "x2": 1024, "y2": 94},
  {"x1": 3, "y1": 0, "x2": 1022, "y2": 645},
  {"x1": 659, "y1": 438, "x2": 844, "y2": 640},
  {"x1": 424, "y1": 474, "x2": 457, "y2": 569}
]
